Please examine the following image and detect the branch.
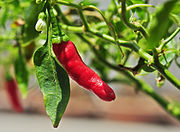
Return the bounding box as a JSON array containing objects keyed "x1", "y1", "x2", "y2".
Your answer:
[
  {"x1": 58, "y1": 7, "x2": 180, "y2": 120},
  {"x1": 153, "y1": 51, "x2": 180, "y2": 88},
  {"x1": 120, "y1": 0, "x2": 149, "y2": 39},
  {"x1": 158, "y1": 27, "x2": 180, "y2": 51},
  {"x1": 56, "y1": 0, "x2": 80, "y2": 8},
  {"x1": 78, "y1": 34, "x2": 180, "y2": 120},
  {"x1": 118, "y1": 4, "x2": 155, "y2": 14},
  {"x1": 60, "y1": 24, "x2": 153, "y2": 61},
  {"x1": 56, "y1": 1, "x2": 180, "y2": 90}
]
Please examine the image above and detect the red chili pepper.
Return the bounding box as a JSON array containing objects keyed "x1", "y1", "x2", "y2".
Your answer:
[
  {"x1": 53, "y1": 40, "x2": 116, "y2": 101},
  {"x1": 5, "y1": 79, "x2": 23, "y2": 112}
]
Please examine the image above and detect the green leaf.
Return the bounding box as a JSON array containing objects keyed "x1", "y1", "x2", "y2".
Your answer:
[
  {"x1": 170, "y1": 13, "x2": 180, "y2": 27},
  {"x1": 171, "y1": 2, "x2": 180, "y2": 14},
  {"x1": 147, "y1": 0, "x2": 178, "y2": 49},
  {"x1": 0, "y1": 7, "x2": 8, "y2": 28},
  {"x1": 159, "y1": 52, "x2": 176, "y2": 66},
  {"x1": 23, "y1": 1, "x2": 44, "y2": 43},
  {"x1": 14, "y1": 53, "x2": 29, "y2": 98},
  {"x1": 159, "y1": 41, "x2": 176, "y2": 66},
  {"x1": 126, "y1": 0, "x2": 144, "y2": 6},
  {"x1": 33, "y1": 41, "x2": 70, "y2": 128},
  {"x1": 105, "y1": 0, "x2": 117, "y2": 20},
  {"x1": 136, "y1": 7, "x2": 146, "y2": 20},
  {"x1": 130, "y1": 0, "x2": 144, "y2": 4},
  {"x1": 80, "y1": 0, "x2": 98, "y2": 6}
]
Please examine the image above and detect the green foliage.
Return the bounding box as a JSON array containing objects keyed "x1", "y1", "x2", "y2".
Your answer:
[
  {"x1": 129, "y1": 0, "x2": 144, "y2": 4},
  {"x1": 171, "y1": 2, "x2": 180, "y2": 14},
  {"x1": 80, "y1": 0, "x2": 98, "y2": 6},
  {"x1": 147, "y1": 0, "x2": 178, "y2": 49},
  {"x1": 14, "y1": 52, "x2": 29, "y2": 98},
  {"x1": 33, "y1": 38, "x2": 70, "y2": 127},
  {"x1": 159, "y1": 40, "x2": 176, "y2": 66},
  {"x1": 23, "y1": 1, "x2": 45, "y2": 42},
  {"x1": 1, "y1": 0, "x2": 180, "y2": 128},
  {"x1": 0, "y1": 7, "x2": 8, "y2": 28}
]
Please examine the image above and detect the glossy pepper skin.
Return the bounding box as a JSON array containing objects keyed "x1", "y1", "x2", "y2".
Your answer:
[
  {"x1": 53, "y1": 40, "x2": 116, "y2": 101},
  {"x1": 5, "y1": 79, "x2": 23, "y2": 112}
]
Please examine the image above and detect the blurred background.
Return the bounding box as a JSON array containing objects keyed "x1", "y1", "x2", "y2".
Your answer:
[{"x1": 0, "y1": 0, "x2": 180, "y2": 131}]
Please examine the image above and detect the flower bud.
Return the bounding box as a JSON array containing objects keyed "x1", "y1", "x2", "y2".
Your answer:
[
  {"x1": 36, "y1": 0, "x2": 43, "y2": 4},
  {"x1": 38, "y1": 12, "x2": 46, "y2": 20},
  {"x1": 53, "y1": 8, "x2": 58, "y2": 16},
  {"x1": 35, "y1": 18, "x2": 46, "y2": 32}
]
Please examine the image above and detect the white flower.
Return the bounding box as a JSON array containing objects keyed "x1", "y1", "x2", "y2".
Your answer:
[{"x1": 35, "y1": 18, "x2": 46, "y2": 32}]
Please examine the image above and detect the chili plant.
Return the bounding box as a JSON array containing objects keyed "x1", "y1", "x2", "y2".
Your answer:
[{"x1": 0, "y1": 0, "x2": 180, "y2": 128}]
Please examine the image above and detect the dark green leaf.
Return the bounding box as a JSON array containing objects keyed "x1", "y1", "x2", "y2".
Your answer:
[
  {"x1": 147, "y1": 0, "x2": 178, "y2": 49},
  {"x1": 33, "y1": 42, "x2": 70, "y2": 128},
  {"x1": 14, "y1": 53, "x2": 29, "y2": 98},
  {"x1": 141, "y1": 64, "x2": 155, "y2": 73}
]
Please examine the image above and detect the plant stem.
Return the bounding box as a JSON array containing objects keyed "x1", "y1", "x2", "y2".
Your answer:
[
  {"x1": 77, "y1": 6, "x2": 90, "y2": 31},
  {"x1": 118, "y1": 4, "x2": 155, "y2": 14},
  {"x1": 83, "y1": 5, "x2": 117, "y2": 39},
  {"x1": 120, "y1": 0, "x2": 149, "y2": 39},
  {"x1": 60, "y1": 24, "x2": 83, "y2": 32},
  {"x1": 56, "y1": 0, "x2": 80, "y2": 8},
  {"x1": 60, "y1": 24, "x2": 153, "y2": 61},
  {"x1": 153, "y1": 51, "x2": 180, "y2": 88},
  {"x1": 57, "y1": 1, "x2": 180, "y2": 90},
  {"x1": 59, "y1": 8, "x2": 180, "y2": 120},
  {"x1": 158, "y1": 27, "x2": 180, "y2": 51},
  {"x1": 105, "y1": 0, "x2": 117, "y2": 20},
  {"x1": 78, "y1": 34, "x2": 171, "y2": 113}
]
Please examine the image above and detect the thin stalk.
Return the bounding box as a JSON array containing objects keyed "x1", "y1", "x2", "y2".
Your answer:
[
  {"x1": 77, "y1": 4, "x2": 90, "y2": 31},
  {"x1": 120, "y1": 0, "x2": 149, "y2": 39},
  {"x1": 56, "y1": 0, "x2": 80, "y2": 8},
  {"x1": 118, "y1": 4, "x2": 155, "y2": 14},
  {"x1": 83, "y1": 5, "x2": 123, "y2": 55},
  {"x1": 105, "y1": 0, "x2": 117, "y2": 20},
  {"x1": 60, "y1": 24, "x2": 83, "y2": 33},
  {"x1": 83, "y1": 5, "x2": 117, "y2": 38},
  {"x1": 170, "y1": 13, "x2": 180, "y2": 27},
  {"x1": 153, "y1": 51, "x2": 180, "y2": 89},
  {"x1": 158, "y1": 27, "x2": 180, "y2": 51}
]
